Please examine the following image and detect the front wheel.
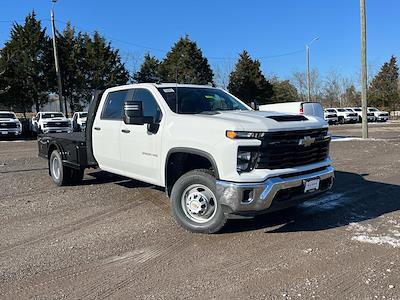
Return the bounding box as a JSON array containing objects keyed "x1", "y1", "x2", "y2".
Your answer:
[{"x1": 170, "y1": 169, "x2": 227, "y2": 234}]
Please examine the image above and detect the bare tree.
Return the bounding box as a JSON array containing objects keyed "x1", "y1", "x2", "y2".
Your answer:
[
  {"x1": 291, "y1": 69, "x2": 322, "y2": 101},
  {"x1": 322, "y1": 70, "x2": 357, "y2": 107},
  {"x1": 213, "y1": 60, "x2": 234, "y2": 90}
]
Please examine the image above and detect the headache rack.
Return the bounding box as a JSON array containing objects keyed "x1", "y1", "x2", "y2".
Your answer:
[{"x1": 255, "y1": 128, "x2": 330, "y2": 170}]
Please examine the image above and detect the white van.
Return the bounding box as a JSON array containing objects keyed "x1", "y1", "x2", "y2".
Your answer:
[{"x1": 259, "y1": 102, "x2": 324, "y2": 119}]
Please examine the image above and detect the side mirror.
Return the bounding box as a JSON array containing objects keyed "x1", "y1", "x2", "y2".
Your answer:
[
  {"x1": 123, "y1": 101, "x2": 153, "y2": 125},
  {"x1": 32, "y1": 117, "x2": 37, "y2": 122},
  {"x1": 250, "y1": 100, "x2": 259, "y2": 111}
]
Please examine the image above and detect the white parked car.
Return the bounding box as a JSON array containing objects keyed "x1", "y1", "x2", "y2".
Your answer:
[
  {"x1": 368, "y1": 107, "x2": 389, "y2": 122},
  {"x1": 323, "y1": 109, "x2": 338, "y2": 124},
  {"x1": 38, "y1": 83, "x2": 334, "y2": 233},
  {"x1": 72, "y1": 112, "x2": 88, "y2": 131},
  {"x1": 330, "y1": 108, "x2": 358, "y2": 124},
  {"x1": 32, "y1": 112, "x2": 71, "y2": 134},
  {"x1": 350, "y1": 107, "x2": 376, "y2": 122},
  {"x1": 0, "y1": 111, "x2": 22, "y2": 137},
  {"x1": 259, "y1": 101, "x2": 325, "y2": 119}
]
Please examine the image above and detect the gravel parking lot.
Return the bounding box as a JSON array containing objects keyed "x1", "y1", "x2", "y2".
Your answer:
[{"x1": 1, "y1": 122, "x2": 399, "y2": 299}]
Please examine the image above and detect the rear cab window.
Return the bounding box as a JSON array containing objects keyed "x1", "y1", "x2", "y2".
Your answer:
[{"x1": 101, "y1": 90, "x2": 131, "y2": 120}]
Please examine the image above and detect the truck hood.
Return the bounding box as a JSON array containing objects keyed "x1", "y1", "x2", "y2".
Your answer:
[{"x1": 204, "y1": 110, "x2": 326, "y2": 131}]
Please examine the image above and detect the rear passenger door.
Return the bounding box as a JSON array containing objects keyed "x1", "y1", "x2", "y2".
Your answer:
[
  {"x1": 120, "y1": 88, "x2": 163, "y2": 185},
  {"x1": 92, "y1": 89, "x2": 132, "y2": 174}
]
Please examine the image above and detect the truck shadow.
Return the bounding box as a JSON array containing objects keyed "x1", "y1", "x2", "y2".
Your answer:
[{"x1": 222, "y1": 171, "x2": 400, "y2": 234}]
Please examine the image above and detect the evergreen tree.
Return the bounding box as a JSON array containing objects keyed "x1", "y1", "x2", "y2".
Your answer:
[
  {"x1": 77, "y1": 31, "x2": 130, "y2": 104},
  {"x1": 343, "y1": 85, "x2": 361, "y2": 106},
  {"x1": 159, "y1": 36, "x2": 213, "y2": 85},
  {"x1": 57, "y1": 22, "x2": 84, "y2": 112},
  {"x1": 227, "y1": 50, "x2": 273, "y2": 104},
  {"x1": 269, "y1": 76, "x2": 298, "y2": 103},
  {"x1": 369, "y1": 55, "x2": 399, "y2": 110},
  {"x1": 133, "y1": 53, "x2": 160, "y2": 83},
  {"x1": 0, "y1": 12, "x2": 52, "y2": 113}
]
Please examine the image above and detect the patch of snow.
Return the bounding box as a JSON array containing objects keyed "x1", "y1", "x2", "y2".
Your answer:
[
  {"x1": 301, "y1": 192, "x2": 348, "y2": 210},
  {"x1": 351, "y1": 235, "x2": 400, "y2": 248}
]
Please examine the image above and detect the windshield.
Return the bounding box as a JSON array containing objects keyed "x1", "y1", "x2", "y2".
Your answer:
[
  {"x1": 337, "y1": 108, "x2": 346, "y2": 112},
  {"x1": 325, "y1": 109, "x2": 336, "y2": 113},
  {"x1": 79, "y1": 113, "x2": 88, "y2": 118},
  {"x1": 346, "y1": 109, "x2": 353, "y2": 112},
  {"x1": 42, "y1": 113, "x2": 64, "y2": 119},
  {"x1": 0, "y1": 113, "x2": 16, "y2": 119},
  {"x1": 157, "y1": 87, "x2": 249, "y2": 114},
  {"x1": 354, "y1": 108, "x2": 361, "y2": 111},
  {"x1": 369, "y1": 108, "x2": 378, "y2": 112}
]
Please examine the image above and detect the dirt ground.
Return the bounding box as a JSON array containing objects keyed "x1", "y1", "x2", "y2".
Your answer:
[{"x1": 0, "y1": 122, "x2": 399, "y2": 299}]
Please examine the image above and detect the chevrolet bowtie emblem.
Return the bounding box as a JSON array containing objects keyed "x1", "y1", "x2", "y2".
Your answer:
[{"x1": 299, "y1": 136, "x2": 315, "y2": 147}]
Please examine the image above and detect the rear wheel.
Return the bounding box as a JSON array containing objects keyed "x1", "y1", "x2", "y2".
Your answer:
[
  {"x1": 49, "y1": 150, "x2": 84, "y2": 186},
  {"x1": 338, "y1": 116, "x2": 345, "y2": 124},
  {"x1": 170, "y1": 169, "x2": 227, "y2": 233}
]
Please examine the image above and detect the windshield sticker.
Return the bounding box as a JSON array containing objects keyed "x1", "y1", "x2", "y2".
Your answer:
[{"x1": 163, "y1": 88, "x2": 175, "y2": 93}]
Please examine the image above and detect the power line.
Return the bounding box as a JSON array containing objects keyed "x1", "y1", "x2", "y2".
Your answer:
[{"x1": 1, "y1": 18, "x2": 306, "y2": 62}]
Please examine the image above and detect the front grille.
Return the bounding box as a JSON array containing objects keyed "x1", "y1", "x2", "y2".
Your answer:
[
  {"x1": 367, "y1": 113, "x2": 374, "y2": 117},
  {"x1": 255, "y1": 128, "x2": 330, "y2": 170},
  {"x1": 325, "y1": 114, "x2": 336, "y2": 118},
  {"x1": 348, "y1": 113, "x2": 358, "y2": 117},
  {"x1": 44, "y1": 121, "x2": 69, "y2": 128},
  {"x1": 379, "y1": 113, "x2": 389, "y2": 117},
  {"x1": 0, "y1": 122, "x2": 17, "y2": 129}
]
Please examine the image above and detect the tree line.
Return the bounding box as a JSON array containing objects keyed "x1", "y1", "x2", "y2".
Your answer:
[{"x1": 1, "y1": 12, "x2": 399, "y2": 114}]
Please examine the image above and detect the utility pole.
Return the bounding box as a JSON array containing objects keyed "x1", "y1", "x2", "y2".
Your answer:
[
  {"x1": 360, "y1": 0, "x2": 368, "y2": 138},
  {"x1": 306, "y1": 37, "x2": 319, "y2": 102},
  {"x1": 50, "y1": 0, "x2": 66, "y2": 115}
]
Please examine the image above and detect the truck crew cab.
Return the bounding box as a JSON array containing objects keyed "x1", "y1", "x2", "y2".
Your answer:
[{"x1": 38, "y1": 84, "x2": 334, "y2": 233}]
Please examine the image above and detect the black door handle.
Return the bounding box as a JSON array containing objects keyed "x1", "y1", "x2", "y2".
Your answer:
[
  {"x1": 94, "y1": 127, "x2": 101, "y2": 131},
  {"x1": 121, "y1": 129, "x2": 130, "y2": 133}
]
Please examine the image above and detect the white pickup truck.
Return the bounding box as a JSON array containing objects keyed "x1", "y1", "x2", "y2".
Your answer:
[
  {"x1": 32, "y1": 112, "x2": 71, "y2": 134},
  {"x1": 72, "y1": 111, "x2": 88, "y2": 131},
  {"x1": 368, "y1": 107, "x2": 389, "y2": 122},
  {"x1": 331, "y1": 108, "x2": 358, "y2": 124},
  {"x1": 38, "y1": 84, "x2": 334, "y2": 233},
  {"x1": 0, "y1": 111, "x2": 22, "y2": 137}
]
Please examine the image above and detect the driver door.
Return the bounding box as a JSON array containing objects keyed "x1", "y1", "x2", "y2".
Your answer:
[{"x1": 120, "y1": 88, "x2": 163, "y2": 185}]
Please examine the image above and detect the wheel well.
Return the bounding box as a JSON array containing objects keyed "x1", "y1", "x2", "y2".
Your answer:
[
  {"x1": 48, "y1": 144, "x2": 58, "y2": 158},
  {"x1": 165, "y1": 152, "x2": 217, "y2": 196}
]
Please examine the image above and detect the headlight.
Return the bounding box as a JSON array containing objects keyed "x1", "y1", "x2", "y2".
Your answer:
[
  {"x1": 226, "y1": 130, "x2": 264, "y2": 139},
  {"x1": 237, "y1": 147, "x2": 259, "y2": 173}
]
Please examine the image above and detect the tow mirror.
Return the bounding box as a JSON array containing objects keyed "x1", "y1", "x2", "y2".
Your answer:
[
  {"x1": 123, "y1": 101, "x2": 153, "y2": 125},
  {"x1": 250, "y1": 100, "x2": 259, "y2": 111}
]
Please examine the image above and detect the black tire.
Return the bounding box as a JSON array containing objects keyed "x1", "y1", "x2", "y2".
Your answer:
[
  {"x1": 49, "y1": 150, "x2": 84, "y2": 186},
  {"x1": 338, "y1": 117, "x2": 345, "y2": 124},
  {"x1": 170, "y1": 169, "x2": 227, "y2": 234}
]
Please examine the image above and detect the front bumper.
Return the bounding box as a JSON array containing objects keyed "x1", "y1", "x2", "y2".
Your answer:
[
  {"x1": 0, "y1": 128, "x2": 22, "y2": 136},
  {"x1": 376, "y1": 115, "x2": 389, "y2": 121},
  {"x1": 216, "y1": 166, "x2": 334, "y2": 216},
  {"x1": 344, "y1": 116, "x2": 358, "y2": 123},
  {"x1": 42, "y1": 127, "x2": 71, "y2": 133}
]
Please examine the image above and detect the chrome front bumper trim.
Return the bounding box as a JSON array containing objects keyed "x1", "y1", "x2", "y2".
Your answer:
[{"x1": 216, "y1": 166, "x2": 334, "y2": 213}]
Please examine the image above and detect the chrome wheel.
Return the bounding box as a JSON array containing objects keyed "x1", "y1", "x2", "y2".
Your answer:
[
  {"x1": 52, "y1": 155, "x2": 60, "y2": 180},
  {"x1": 181, "y1": 184, "x2": 217, "y2": 224}
]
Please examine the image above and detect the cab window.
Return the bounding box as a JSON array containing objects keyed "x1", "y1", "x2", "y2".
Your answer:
[{"x1": 101, "y1": 90, "x2": 130, "y2": 120}]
